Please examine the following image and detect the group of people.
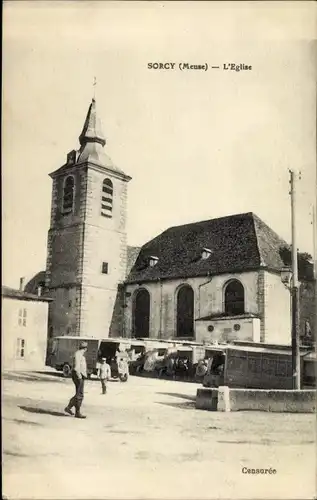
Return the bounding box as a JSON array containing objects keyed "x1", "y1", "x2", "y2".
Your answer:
[
  {"x1": 130, "y1": 347, "x2": 226, "y2": 384},
  {"x1": 130, "y1": 349, "x2": 207, "y2": 381},
  {"x1": 64, "y1": 341, "x2": 111, "y2": 419},
  {"x1": 64, "y1": 342, "x2": 225, "y2": 418}
]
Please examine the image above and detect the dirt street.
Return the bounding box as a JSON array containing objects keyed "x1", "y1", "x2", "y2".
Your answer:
[{"x1": 2, "y1": 370, "x2": 316, "y2": 499}]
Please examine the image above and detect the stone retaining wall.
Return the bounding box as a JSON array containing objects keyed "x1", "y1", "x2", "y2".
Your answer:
[{"x1": 196, "y1": 386, "x2": 316, "y2": 413}]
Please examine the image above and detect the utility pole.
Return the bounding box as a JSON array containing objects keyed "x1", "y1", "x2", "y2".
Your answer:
[
  {"x1": 313, "y1": 207, "x2": 317, "y2": 277},
  {"x1": 313, "y1": 205, "x2": 317, "y2": 348},
  {"x1": 289, "y1": 169, "x2": 301, "y2": 390}
]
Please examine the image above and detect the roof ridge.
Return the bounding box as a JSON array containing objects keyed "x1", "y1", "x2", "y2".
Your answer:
[
  {"x1": 252, "y1": 213, "x2": 288, "y2": 243},
  {"x1": 140, "y1": 212, "x2": 258, "y2": 250},
  {"x1": 252, "y1": 216, "x2": 266, "y2": 266},
  {"x1": 166, "y1": 212, "x2": 255, "y2": 232},
  {"x1": 253, "y1": 213, "x2": 289, "y2": 247}
]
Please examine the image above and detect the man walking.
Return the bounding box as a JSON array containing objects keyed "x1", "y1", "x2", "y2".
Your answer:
[{"x1": 64, "y1": 341, "x2": 88, "y2": 419}]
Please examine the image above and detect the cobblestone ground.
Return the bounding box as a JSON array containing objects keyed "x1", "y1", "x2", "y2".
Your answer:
[{"x1": 2, "y1": 370, "x2": 316, "y2": 500}]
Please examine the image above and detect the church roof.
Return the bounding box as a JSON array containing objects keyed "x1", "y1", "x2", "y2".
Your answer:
[{"x1": 125, "y1": 212, "x2": 312, "y2": 283}]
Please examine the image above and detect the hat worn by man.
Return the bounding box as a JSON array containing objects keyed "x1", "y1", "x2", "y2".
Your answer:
[{"x1": 79, "y1": 341, "x2": 88, "y2": 349}]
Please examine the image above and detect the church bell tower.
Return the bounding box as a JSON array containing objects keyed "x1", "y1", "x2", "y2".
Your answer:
[{"x1": 45, "y1": 98, "x2": 131, "y2": 338}]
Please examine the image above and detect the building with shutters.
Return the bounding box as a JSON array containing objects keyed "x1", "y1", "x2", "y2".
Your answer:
[{"x1": 2, "y1": 284, "x2": 53, "y2": 370}]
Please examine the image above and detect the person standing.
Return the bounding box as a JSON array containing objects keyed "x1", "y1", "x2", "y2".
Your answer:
[
  {"x1": 97, "y1": 357, "x2": 111, "y2": 394},
  {"x1": 64, "y1": 341, "x2": 88, "y2": 419}
]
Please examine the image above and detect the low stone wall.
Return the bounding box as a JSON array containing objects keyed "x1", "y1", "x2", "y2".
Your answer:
[
  {"x1": 196, "y1": 386, "x2": 316, "y2": 413},
  {"x1": 196, "y1": 388, "x2": 219, "y2": 411}
]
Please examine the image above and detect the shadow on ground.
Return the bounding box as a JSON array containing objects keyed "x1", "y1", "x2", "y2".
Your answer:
[
  {"x1": 11, "y1": 418, "x2": 42, "y2": 426},
  {"x1": 19, "y1": 405, "x2": 68, "y2": 417},
  {"x1": 3, "y1": 371, "x2": 64, "y2": 383},
  {"x1": 34, "y1": 371, "x2": 122, "y2": 384},
  {"x1": 156, "y1": 401, "x2": 196, "y2": 410},
  {"x1": 218, "y1": 438, "x2": 314, "y2": 445},
  {"x1": 157, "y1": 392, "x2": 196, "y2": 401},
  {"x1": 34, "y1": 370, "x2": 65, "y2": 378},
  {"x1": 3, "y1": 450, "x2": 30, "y2": 458}
]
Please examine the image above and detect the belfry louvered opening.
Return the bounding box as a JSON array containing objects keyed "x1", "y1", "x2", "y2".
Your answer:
[
  {"x1": 101, "y1": 178, "x2": 113, "y2": 218},
  {"x1": 62, "y1": 175, "x2": 75, "y2": 214}
]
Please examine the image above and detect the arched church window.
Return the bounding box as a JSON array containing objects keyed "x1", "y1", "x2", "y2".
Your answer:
[
  {"x1": 224, "y1": 279, "x2": 245, "y2": 315},
  {"x1": 101, "y1": 178, "x2": 113, "y2": 218},
  {"x1": 133, "y1": 288, "x2": 150, "y2": 338},
  {"x1": 176, "y1": 285, "x2": 194, "y2": 337},
  {"x1": 62, "y1": 176, "x2": 75, "y2": 214}
]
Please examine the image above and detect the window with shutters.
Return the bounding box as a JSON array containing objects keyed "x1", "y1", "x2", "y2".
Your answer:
[
  {"x1": 18, "y1": 309, "x2": 23, "y2": 326},
  {"x1": 16, "y1": 338, "x2": 25, "y2": 359},
  {"x1": 101, "y1": 178, "x2": 113, "y2": 218},
  {"x1": 18, "y1": 308, "x2": 27, "y2": 327},
  {"x1": 22, "y1": 308, "x2": 27, "y2": 326}
]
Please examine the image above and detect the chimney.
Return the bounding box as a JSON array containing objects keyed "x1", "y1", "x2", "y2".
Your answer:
[{"x1": 19, "y1": 277, "x2": 25, "y2": 291}]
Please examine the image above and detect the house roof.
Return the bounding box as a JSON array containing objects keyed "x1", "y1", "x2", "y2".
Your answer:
[
  {"x1": 2, "y1": 286, "x2": 53, "y2": 302},
  {"x1": 126, "y1": 212, "x2": 312, "y2": 283}
]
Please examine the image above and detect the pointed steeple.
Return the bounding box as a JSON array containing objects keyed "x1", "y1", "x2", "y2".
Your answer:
[
  {"x1": 50, "y1": 96, "x2": 130, "y2": 180},
  {"x1": 79, "y1": 98, "x2": 106, "y2": 147}
]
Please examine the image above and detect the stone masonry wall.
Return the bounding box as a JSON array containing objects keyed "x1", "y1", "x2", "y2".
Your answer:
[
  {"x1": 124, "y1": 271, "x2": 259, "y2": 339},
  {"x1": 77, "y1": 167, "x2": 129, "y2": 337},
  {"x1": 257, "y1": 270, "x2": 265, "y2": 341},
  {"x1": 45, "y1": 167, "x2": 88, "y2": 337},
  {"x1": 45, "y1": 162, "x2": 130, "y2": 339}
]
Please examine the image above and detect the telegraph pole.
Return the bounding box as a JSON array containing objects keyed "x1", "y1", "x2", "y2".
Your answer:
[
  {"x1": 313, "y1": 207, "x2": 317, "y2": 277},
  {"x1": 289, "y1": 169, "x2": 301, "y2": 390},
  {"x1": 313, "y1": 204, "x2": 317, "y2": 349}
]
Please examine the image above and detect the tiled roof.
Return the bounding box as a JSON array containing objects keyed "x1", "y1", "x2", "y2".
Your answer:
[
  {"x1": 126, "y1": 212, "x2": 310, "y2": 283},
  {"x1": 2, "y1": 286, "x2": 53, "y2": 302}
]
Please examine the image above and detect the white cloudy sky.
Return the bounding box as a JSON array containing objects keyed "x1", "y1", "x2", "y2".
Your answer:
[{"x1": 3, "y1": 1, "x2": 317, "y2": 288}]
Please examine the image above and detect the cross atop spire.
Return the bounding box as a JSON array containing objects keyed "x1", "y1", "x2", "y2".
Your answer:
[
  {"x1": 93, "y1": 76, "x2": 97, "y2": 99},
  {"x1": 79, "y1": 96, "x2": 106, "y2": 147}
]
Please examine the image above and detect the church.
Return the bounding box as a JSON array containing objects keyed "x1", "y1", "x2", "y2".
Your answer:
[{"x1": 25, "y1": 98, "x2": 315, "y2": 347}]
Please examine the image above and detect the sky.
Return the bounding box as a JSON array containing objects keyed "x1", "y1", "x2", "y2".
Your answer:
[{"x1": 3, "y1": 1, "x2": 317, "y2": 288}]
